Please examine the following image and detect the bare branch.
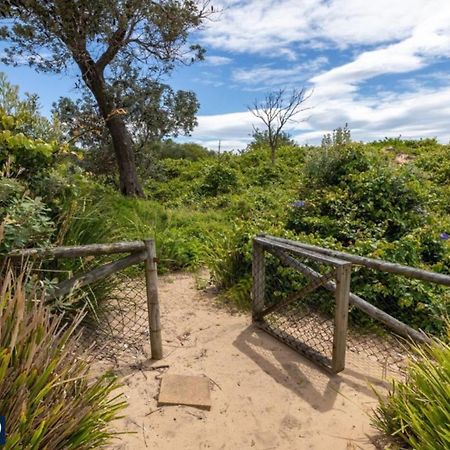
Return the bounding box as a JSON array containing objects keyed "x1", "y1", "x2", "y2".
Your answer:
[{"x1": 248, "y1": 87, "x2": 313, "y2": 164}]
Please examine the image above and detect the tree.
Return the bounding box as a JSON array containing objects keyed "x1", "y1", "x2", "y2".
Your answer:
[
  {"x1": 52, "y1": 78, "x2": 199, "y2": 150},
  {"x1": 248, "y1": 88, "x2": 312, "y2": 164},
  {"x1": 1, "y1": 0, "x2": 212, "y2": 196},
  {"x1": 247, "y1": 128, "x2": 295, "y2": 152},
  {"x1": 52, "y1": 79, "x2": 200, "y2": 181}
]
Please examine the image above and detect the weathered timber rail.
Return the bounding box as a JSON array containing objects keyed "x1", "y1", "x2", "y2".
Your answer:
[
  {"x1": 6, "y1": 239, "x2": 163, "y2": 361},
  {"x1": 7, "y1": 241, "x2": 146, "y2": 259},
  {"x1": 262, "y1": 234, "x2": 450, "y2": 286},
  {"x1": 252, "y1": 234, "x2": 450, "y2": 373}
]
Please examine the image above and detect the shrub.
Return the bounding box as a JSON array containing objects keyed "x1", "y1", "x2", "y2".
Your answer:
[
  {"x1": 303, "y1": 143, "x2": 376, "y2": 187},
  {"x1": 150, "y1": 139, "x2": 214, "y2": 161},
  {"x1": 289, "y1": 162, "x2": 427, "y2": 243},
  {"x1": 0, "y1": 109, "x2": 56, "y2": 181},
  {"x1": 0, "y1": 268, "x2": 126, "y2": 449},
  {"x1": 372, "y1": 332, "x2": 450, "y2": 450},
  {"x1": 0, "y1": 194, "x2": 55, "y2": 252},
  {"x1": 321, "y1": 123, "x2": 352, "y2": 149},
  {"x1": 199, "y1": 164, "x2": 239, "y2": 196}
]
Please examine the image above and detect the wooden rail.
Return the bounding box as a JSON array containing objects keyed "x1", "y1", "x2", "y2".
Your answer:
[
  {"x1": 7, "y1": 239, "x2": 163, "y2": 360},
  {"x1": 252, "y1": 234, "x2": 446, "y2": 373},
  {"x1": 47, "y1": 251, "x2": 148, "y2": 299},
  {"x1": 261, "y1": 234, "x2": 450, "y2": 286},
  {"x1": 7, "y1": 241, "x2": 146, "y2": 259}
]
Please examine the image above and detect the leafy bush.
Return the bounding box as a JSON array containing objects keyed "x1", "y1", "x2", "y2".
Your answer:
[
  {"x1": 303, "y1": 143, "x2": 375, "y2": 187},
  {"x1": 199, "y1": 164, "x2": 239, "y2": 196},
  {"x1": 0, "y1": 174, "x2": 55, "y2": 253},
  {"x1": 0, "y1": 194, "x2": 55, "y2": 252},
  {"x1": 149, "y1": 139, "x2": 215, "y2": 161},
  {"x1": 0, "y1": 106, "x2": 60, "y2": 253},
  {"x1": 372, "y1": 333, "x2": 450, "y2": 450},
  {"x1": 321, "y1": 123, "x2": 352, "y2": 149},
  {"x1": 289, "y1": 160, "x2": 427, "y2": 243},
  {"x1": 247, "y1": 129, "x2": 295, "y2": 151},
  {"x1": 0, "y1": 268, "x2": 126, "y2": 449},
  {"x1": 0, "y1": 73, "x2": 57, "y2": 141},
  {"x1": 0, "y1": 110, "x2": 57, "y2": 181}
]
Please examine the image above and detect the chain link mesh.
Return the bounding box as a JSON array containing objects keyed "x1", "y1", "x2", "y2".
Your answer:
[
  {"x1": 254, "y1": 244, "x2": 415, "y2": 375},
  {"x1": 25, "y1": 257, "x2": 151, "y2": 365},
  {"x1": 258, "y1": 251, "x2": 337, "y2": 371},
  {"x1": 82, "y1": 269, "x2": 151, "y2": 363}
]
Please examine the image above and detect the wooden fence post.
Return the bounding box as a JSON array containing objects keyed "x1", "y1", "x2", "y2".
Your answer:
[
  {"x1": 252, "y1": 239, "x2": 265, "y2": 321},
  {"x1": 332, "y1": 263, "x2": 352, "y2": 373},
  {"x1": 144, "y1": 239, "x2": 163, "y2": 360}
]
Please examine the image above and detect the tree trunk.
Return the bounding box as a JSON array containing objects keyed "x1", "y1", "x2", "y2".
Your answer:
[
  {"x1": 268, "y1": 130, "x2": 276, "y2": 165},
  {"x1": 79, "y1": 61, "x2": 143, "y2": 196},
  {"x1": 270, "y1": 144, "x2": 276, "y2": 165},
  {"x1": 106, "y1": 115, "x2": 143, "y2": 196}
]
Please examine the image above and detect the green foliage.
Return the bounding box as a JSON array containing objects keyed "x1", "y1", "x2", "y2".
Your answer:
[
  {"x1": 303, "y1": 142, "x2": 376, "y2": 187},
  {"x1": 0, "y1": 73, "x2": 58, "y2": 141},
  {"x1": 0, "y1": 269, "x2": 126, "y2": 449},
  {"x1": 0, "y1": 106, "x2": 59, "y2": 253},
  {"x1": 247, "y1": 129, "x2": 295, "y2": 151},
  {"x1": 413, "y1": 143, "x2": 450, "y2": 185},
  {"x1": 289, "y1": 163, "x2": 428, "y2": 243},
  {"x1": 0, "y1": 194, "x2": 54, "y2": 252},
  {"x1": 0, "y1": 110, "x2": 57, "y2": 180},
  {"x1": 372, "y1": 332, "x2": 450, "y2": 450},
  {"x1": 60, "y1": 190, "x2": 229, "y2": 274},
  {"x1": 199, "y1": 164, "x2": 240, "y2": 196},
  {"x1": 149, "y1": 139, "x2": 215, "y2": 161},
  {"x1": 321, "y1": 122, "x2": 352, "y2": 148},
  {"x1": 53, "y1": 81, "x2": 201, "y2": 152}
]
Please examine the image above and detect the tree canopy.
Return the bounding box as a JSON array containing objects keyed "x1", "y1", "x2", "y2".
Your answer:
[{"x1": 1, "y1": 0, "x2": 213, "y2": 195}]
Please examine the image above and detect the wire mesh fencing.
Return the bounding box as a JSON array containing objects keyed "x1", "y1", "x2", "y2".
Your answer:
[
  {"x1": 8, "y1": 239, "x2": 161, "y2": 367},
  {"x1": 252, "y1": 235, "x2": 449, "y2": 376},
  {"x1": 79, "y1": 269, "x2": 151, "y2": 364},
  {"x1": 253, "y1": 236, "x2": 352, "y2": 373},
  {"x1": 260, "y1": 256, "x2": 337, "y2": 369}
]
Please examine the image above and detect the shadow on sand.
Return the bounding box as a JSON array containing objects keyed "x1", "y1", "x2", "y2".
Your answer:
[{"x1": 233, "y1": 324, "x2": 391, "y2": 413}]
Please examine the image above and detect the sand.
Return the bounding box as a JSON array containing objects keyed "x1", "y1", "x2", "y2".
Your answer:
[{"x1": 93, "y1": 273, "x2": 393, "y2": 450}]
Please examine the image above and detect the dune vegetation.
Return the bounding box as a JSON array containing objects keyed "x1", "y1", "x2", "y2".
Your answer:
[{"x1": 1, "y1": 71, "x2": 449, "y2": 448}]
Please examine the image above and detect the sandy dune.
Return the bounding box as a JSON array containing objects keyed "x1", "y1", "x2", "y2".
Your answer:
[{"x1": 94, "y1": 273, "x2": 392, "y2": 450}]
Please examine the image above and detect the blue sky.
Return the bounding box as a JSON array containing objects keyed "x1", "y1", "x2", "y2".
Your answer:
[{"x1": 2, "y1": 0, "x2": 450, "y2": 151}]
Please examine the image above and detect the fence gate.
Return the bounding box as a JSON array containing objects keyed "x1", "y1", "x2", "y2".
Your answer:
[
  {"x1": 7, "y1": 239, "x2": 163, "y2": 364},
  {"x1": 252, "y1": 235, "x2": 352, "y2": 373},
  {"x1": 252, "y1": 234, "x2": 450, "y2": 375}
]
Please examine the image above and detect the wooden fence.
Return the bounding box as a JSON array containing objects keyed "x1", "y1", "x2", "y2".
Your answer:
[
  {"x1": 7, "y1": 239, "x2": 163, "y2": 360},
  {"x1": 252, "y1": 234, "x2": 450, "y2": 373}
]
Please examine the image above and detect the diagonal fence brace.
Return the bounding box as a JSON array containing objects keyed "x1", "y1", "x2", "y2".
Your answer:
[{"x1": 259, "y1": 264, "x2": 336, "y2": 318}]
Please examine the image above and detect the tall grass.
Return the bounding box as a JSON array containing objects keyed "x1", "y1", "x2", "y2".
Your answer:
[
  {"x1": 60, "y1": 192, "x2": 229, "y2": 273},
  {"x1": 371, "y1": 332, "x2": 450, "y2": 450},
  {"x1": 0, "y1": 266, "x2": 126, "y2": 449}
]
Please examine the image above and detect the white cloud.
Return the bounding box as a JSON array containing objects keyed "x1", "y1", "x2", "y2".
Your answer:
[
  {"x1": 189, "y1": 85, "x2": 450, "y2": 151},
  {"x1": 311, "y1": 11, "x2": 450, "y2": 95},
  {"x1": 203, "y1": 0, "x2": 445, "y2": 57},
  {"x1": 186, "y1": 1, "x2": 450, "y2": 151},
  {"x1": 232, "y1": 57, "x2": 328, "y2": 88},
  {"x1": 195, "y1": 111, "x2": 255, "y2": 138},
  {"x1": 204, "y1": 55, "x2": 233, "y2": 66}
]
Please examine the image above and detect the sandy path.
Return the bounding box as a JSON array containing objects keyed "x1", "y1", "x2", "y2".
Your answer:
[{"x1": 95, "y1": 273, "x2": 390, "y2": 450}]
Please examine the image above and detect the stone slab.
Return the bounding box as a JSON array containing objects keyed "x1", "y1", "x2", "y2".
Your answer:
[{"x1": 158, "y1": 374, "x2": 211, "y2": 410}]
